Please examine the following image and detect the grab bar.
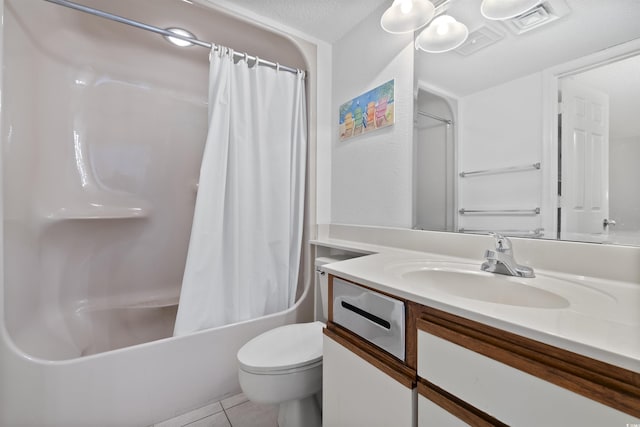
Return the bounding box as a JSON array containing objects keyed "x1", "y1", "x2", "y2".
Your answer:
[
  {"x1": 459, "y1": 228, "x2": 545, "y2": 238},
  {"x1": 459, "y1": 208, "x2": 540, "y2": 215},
  {"x1": 459, "y1": 162, "x2": 541, "y2": 177}
]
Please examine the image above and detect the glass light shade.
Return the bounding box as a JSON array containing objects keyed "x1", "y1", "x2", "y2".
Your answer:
[
  {"x1": 415, "y1": 15, "x2": 469, "y2": 53},
  {"x1": 380, "y1": 0, "x2": 435, "y2": 34},
  {"x1": 480, "y1": 0, "x2": 541, "y2": 20}
]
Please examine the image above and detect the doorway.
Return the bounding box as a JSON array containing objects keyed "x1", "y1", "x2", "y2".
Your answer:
[{"x1": 414, "y1": 88, "x2": 456, "y2": 231}]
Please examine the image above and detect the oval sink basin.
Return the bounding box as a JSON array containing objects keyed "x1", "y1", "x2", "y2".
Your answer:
[{"x1": 401, "y1": 268, "x2": 570, "y2": 309}]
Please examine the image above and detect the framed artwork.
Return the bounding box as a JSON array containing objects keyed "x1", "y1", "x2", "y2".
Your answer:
[{"x1": 339, "y1": 79, "x2": 395, "y2": 141}]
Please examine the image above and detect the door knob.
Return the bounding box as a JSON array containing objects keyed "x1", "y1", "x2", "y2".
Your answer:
[{"x1": 603, "y1": 218, "x2": 617, "y2": 228}]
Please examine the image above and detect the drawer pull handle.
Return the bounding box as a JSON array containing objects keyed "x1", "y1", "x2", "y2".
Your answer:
[{"x1": 341, "y1": 301, "x2": 391, "y2": 330}]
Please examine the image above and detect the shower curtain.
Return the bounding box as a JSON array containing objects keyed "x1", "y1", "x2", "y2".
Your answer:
[{"x1": 173, "y1": 47, "x2": 307, "y2": 336}]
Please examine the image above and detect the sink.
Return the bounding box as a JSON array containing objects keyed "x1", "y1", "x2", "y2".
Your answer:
[
  {"x1": 386, "y1": 261, "x2": 570, "y2": 309},
  {"x1": 403, "y1": 268, "x2": 570, "y2": 309}
]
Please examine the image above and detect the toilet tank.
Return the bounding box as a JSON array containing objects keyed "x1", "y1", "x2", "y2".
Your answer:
[{"x1": 315, "y1": 255, "x2": 357, "y2": 322}]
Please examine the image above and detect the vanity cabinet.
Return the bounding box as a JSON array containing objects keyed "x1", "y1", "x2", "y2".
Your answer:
[
  {"x1": 323, "y1": 274, "x2": 640, "y2": 427},
  {"x1": 412, "y1": 304, "x2": 640, "y2": 426}
]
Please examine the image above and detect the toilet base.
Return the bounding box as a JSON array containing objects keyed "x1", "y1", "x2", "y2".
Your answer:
[{"x1": 277, "y1": 394, "x2": 321, "y2": 427}]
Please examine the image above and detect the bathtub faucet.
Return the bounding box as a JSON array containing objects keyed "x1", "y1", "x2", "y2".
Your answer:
[{"x1": 481, "y1": 233, "x2": 535, "y2": 278}]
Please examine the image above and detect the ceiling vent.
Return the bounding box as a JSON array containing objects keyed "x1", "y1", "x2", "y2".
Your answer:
[
  {"x1": 455, "y1": 25, "x2": 504, "y2": 56},
  {"x1": 501, "y1": 0, "x2": 571, "y2": 35}
]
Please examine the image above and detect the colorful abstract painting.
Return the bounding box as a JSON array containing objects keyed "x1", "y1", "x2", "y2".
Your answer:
[{"x1": 339, "y1": 79, "x2": 395, "y2": 141}]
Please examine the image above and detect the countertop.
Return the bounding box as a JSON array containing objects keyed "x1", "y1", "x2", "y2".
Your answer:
[{"x1": 312, "y1": 237, "x2": 640, "y2": 374}]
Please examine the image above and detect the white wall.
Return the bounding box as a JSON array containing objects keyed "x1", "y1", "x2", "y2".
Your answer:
[
  {"x1": 315, "y1": 44, "x2": 333, "y2": 225},
  {"x1": 458, "y1": 73, "x2": 546, "y2": 236},
  {"x1": 331, "y1": 3, "x2": 414, "y2": 227}
]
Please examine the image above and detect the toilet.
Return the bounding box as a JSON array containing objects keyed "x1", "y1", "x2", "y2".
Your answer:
[
  {"x1": 237, "y1": 256, "x2": 353, "y2": 427},
  {"x1": 237, "y1": 321, "x2": 324, "y2": 427}
]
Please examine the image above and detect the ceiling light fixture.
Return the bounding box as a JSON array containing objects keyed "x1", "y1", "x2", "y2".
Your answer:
[
  {"x1": 415, "y1": 15, "x2": 469, "y2": 53},
  {"x1": 163, "y1": 27, "x2": 196, "y2": 47},
  {"x1": 480, "y1": 0, "x2": 541, "y2": 20},
  {"x1": 380, "y1": 0, "x2": 436, "y2": 34}
]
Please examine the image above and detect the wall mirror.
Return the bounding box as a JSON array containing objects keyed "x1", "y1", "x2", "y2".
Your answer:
[{"x1": 414, "y1": 0, "x2": 640, "y2": 245}]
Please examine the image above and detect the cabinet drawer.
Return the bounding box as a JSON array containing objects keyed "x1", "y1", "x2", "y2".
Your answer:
[
  {"x1": 417, "y1": 328, "x2": 639, "y2": 426},
  {"x1": 332, "y1": 277, "x2": 405, "y2": 360}
]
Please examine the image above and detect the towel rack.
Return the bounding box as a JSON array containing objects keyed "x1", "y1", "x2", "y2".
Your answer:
[
  {"x1": 459, "y1": 228, "x2": 545, "y2": 238},
  {"x1": 459, "y1": 208, "x2": 540, "y2": 215},
  {"x1": 459, "y1": 162, "x2": 541, "y2": 178}
]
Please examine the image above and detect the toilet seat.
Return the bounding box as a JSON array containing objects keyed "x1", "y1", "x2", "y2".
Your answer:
[{"x1": 237, "y1": 321, "x2": 324, "y2": 375}]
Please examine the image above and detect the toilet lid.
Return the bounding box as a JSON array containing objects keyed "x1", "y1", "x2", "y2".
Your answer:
[{"x1": 237, "y1": 321, "x2": 324, "y2": 374}]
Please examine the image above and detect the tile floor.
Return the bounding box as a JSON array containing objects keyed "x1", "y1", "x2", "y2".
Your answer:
[{"x1": 154, "y1": 393, "x2": 278, "y2": 427}]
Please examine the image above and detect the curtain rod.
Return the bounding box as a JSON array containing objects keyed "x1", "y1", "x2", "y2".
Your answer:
[{"x1": 43, "y1": 0, "x2": 304, "y2": 76}]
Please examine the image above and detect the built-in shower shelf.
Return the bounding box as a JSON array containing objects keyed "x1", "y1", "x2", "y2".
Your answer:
[
  {"x1": 78, "y1": 291, "x2": 180, "y2": 313},
  {"x1": 44, "y1": 199, "x2": 152, "y2": 220},
  {"x1": 122, "y1": 296, "x2": 180, "y2": 309}
]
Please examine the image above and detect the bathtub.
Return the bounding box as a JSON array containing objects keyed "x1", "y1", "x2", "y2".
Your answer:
[
  {"x1": 0, "y1": 0, "x2": 314, "y2": 425},
  {"x1": 0, "y1": 295, "x2": 313, "y2": 426}
]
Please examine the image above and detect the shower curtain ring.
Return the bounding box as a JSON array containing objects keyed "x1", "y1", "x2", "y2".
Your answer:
[
  {"x1": 254, "y1": 56, "x2": 260, "y2": 68},
  {"x1": 276, "y1": 62, "x2": 280, "y2": 72},
  {"x1": 244, "y1": 52, "x2": 248, "y2": 64}
]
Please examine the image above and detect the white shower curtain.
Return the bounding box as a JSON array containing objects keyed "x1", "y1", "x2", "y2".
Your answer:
[{"x1": 173, "y1": 48, "x2": 307, "y2": 336}]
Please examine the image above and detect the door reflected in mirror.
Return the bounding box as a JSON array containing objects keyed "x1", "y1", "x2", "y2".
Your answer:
[{"x1": 559, "y1": 54, "x2": 640, "y2": 245}]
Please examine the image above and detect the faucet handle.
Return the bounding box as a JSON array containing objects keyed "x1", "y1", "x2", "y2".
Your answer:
[{"x1": 488, "y1": 232, "x2": 512, "y2": 253}]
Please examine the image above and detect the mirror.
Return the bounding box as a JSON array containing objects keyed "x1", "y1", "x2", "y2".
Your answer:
[{"x1": 414, "y1": 0, "x2": 640, "y2": 245}]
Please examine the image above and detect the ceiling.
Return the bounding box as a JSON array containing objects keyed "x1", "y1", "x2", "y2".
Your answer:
[
  {"x1": 416, "y1": 0, "x2": 640, "y2": 97},
  {"x1": 208, "y1": 0, "x2": 389, "y2": 43}
]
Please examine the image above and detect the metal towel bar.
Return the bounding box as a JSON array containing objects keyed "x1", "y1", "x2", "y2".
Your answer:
[
  {"x1": 459, "y1": 162, "x2": 541, "y2": 178},
  {"x1": 459, "y1": 208, "x2": 540, "y2": 215},
  {"x1": 459, "y1": 228, "x2": 545, "y2": 238}
]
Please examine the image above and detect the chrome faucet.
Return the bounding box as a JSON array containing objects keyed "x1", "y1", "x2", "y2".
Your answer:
[{"x1": 481, "y1": 233, "x2": 535, "y2": 278}]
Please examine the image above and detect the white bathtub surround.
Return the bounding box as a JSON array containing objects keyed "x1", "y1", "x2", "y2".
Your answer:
[
  {"x1": 173, "y1": 46, "x2": 307, "y2": 335},
  {"x1": 0, "y1": 0, "x2": 316, "y2": 425}
]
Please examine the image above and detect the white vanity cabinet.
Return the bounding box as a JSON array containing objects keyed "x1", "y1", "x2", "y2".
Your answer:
[
  {"x1": 412, "y1": 306, "x2": 640, "y2": 426},
  {"x1": 322, "y1": 274, "x2": 640, "y2": 427}
]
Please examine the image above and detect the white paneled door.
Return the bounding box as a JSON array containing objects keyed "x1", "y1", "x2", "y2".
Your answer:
[{"x1": 559, "y1": 79, "x2": 610, "y2": 241}]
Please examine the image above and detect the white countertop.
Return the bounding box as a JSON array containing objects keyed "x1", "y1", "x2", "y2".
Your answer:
[{"x1": 313, "y1": 238, "x2": 640, "y2": 373}]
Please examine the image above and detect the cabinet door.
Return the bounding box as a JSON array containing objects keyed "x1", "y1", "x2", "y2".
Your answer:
[
  {"x1": 323, "y1": 334, "x2": 416, "y2": 427},
  {"x1": 418, "y1": 329, "x2": 639, "y2": 426}
]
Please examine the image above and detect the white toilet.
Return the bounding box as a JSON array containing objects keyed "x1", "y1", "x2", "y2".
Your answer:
[
  {"x1": 237, "y1": 256, "x2": 352, "y2": 427},
  {"x1": 237, "y1": 321, "x2": 324, "y2": 427}
]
